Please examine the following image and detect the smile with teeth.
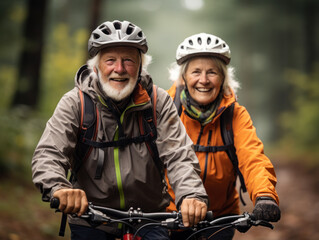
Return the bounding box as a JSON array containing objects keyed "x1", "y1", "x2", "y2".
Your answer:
[
  {"x1": 110, "y1": 78, "x2": 129, "y2": 82},
  {"x1": 196, "y1": 88, "x2": 212, "y2": 92}
]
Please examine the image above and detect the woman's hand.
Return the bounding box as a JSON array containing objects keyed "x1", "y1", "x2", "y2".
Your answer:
[{"x1": 253, "y1": 197, "x2": 281, "y2": 222}]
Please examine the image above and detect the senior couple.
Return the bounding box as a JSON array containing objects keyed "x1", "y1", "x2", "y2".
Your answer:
[{"x1": 32, "y1": 20, "x2": 280, "y2": 240}]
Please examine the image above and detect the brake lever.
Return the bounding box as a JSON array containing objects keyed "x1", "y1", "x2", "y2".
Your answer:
[
  {"x1": 234, "y1": 213, "x2": 274, "y2": 232},
  {"x1": 161, "y1": 217, "x2": 183, "y2": 229},
  {"x1": 87, "y1": 206, "x2": 111, "y2": 223},
  {"x1": 252, "y1": 220, "x2": 274, "y2": 229}
]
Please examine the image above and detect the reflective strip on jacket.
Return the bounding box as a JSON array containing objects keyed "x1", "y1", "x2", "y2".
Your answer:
[
  {"x1": 166, "y1": 82, "x2": 279, "y2": 217},
  {"x1": 32, "y1": 66, "x2": 208, "y2": 234}
]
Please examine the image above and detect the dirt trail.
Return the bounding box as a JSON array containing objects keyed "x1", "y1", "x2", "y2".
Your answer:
[{"x1": 234, "y1": 160, "x2": 319, "y2": 240}]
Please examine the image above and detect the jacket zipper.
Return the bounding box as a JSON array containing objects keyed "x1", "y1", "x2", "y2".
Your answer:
[
  {"x1": 202, "y1": 130, "x2": 213, "y2": 184},
  {"x1": 113, "y1": 101, "x2": 148, "y2": 210}
]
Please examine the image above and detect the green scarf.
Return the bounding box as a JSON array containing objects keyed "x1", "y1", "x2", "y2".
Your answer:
[{"x1": 180, "y1": 89, "x2": 222, "y2": 126}]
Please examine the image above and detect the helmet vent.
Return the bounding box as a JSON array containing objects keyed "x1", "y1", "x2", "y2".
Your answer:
[
  {"x1": 98, "y1": 24, "x2": 105, "y2": 29},
  {"x1": 197, "y1": 37, "x2": 202, "y2": 45},
  {"x1": 113, "y1": 22, "x2": 122, "y2": 30},
  {"x1": 93, "y1": 33, "x2": 100, "y2": 39},
  {"x1": 215, "y1": 39, "x2": 219, "y2": 44},
  {"x1": 207, "y1": 37, "x2": 211, "y2": 44},
  {"x1": 137, "y1": 31, "x2": 143, "y2": 37},
  {"x1": 189, "y1": 40, "x2": 193, "y2": 45},
  {"x1": 223, "y1": 44, "x2": 226, "y2": 48},
  {"x1": 126, "y1": 26, "x2": 134, "y2": 35},
  {"x1": 101, "y1": 27, "x2": 111, "y2": 35}
]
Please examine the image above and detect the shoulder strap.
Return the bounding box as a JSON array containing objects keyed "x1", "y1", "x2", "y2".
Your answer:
[
  {"x1": 173, "y1": 85, "x2": 184, "y2": 116},
  {"x1": 220, "y1": 102, "x2": 247, "y2": 205},
  {"x1": 73, "y1": 90, "x2": 99, "y2": 179},
  {"x1": 139, "y1": 85, "x2": 164, "y2": 178},
  {"x1": 59, "y1": 90, "x2": 99, "y2": 237}
]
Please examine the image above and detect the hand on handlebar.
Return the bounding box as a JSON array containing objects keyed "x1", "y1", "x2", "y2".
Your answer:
[
  {"x1": 252, "y1": 197, "x2": 281, "y2": 222},
  {"x1": 49, "y1": 198, "x2": 273, "y2": 239},
  {"x1": 180, "y1": 198, "x2": 207, "y2": 227},
  {"x1": 52, "y1": 188, "x2": 88, "y2": 217}
]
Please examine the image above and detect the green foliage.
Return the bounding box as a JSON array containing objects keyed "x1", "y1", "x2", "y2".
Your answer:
[
  {"x1": 40, "y1": 23, "x2": 88, "y2": 114},
  {"x1": 0, "y1": 107, "x2": 46, "y2": 180},
  {"x1": 8, "y1": 2, "x2": 26, "y2": 23},
  {"x1": 0, "y1": 23, "x2": 87, "y2": 179},
  {"x1": 280, "y1": 64, "x2": 319, "y2": 161},
  {"x1": 0, "y1": 66, "x2": 17, "y2": 108}
]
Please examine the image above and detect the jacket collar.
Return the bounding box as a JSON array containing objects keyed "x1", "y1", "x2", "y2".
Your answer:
[
  {"x1": 132, "y1": 83, "x2": 150, "y2": 105},
  {"x1": 216, "y1": 89, "x2": 237, "y2": 116}
]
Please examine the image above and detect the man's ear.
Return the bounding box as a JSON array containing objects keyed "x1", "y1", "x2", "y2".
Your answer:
[{"x1": 93, "y1": 66, "x2": 97, "y2": 73}]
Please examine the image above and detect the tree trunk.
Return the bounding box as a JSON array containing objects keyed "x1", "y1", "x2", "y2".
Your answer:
[
  {"x1": 89, "y1": 0, "x2": 102, "y2": 33},
  {"x1": 304, "y1": 1, "x2": 316, "y2": 73},
  {"x1": 12, "y1": 0, "x2": 47, "y2": 108}
]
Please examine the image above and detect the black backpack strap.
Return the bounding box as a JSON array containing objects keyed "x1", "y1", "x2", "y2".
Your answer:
[
  {"x1": 220, "y1": 102, "x2": 247, "y2": 206},
  {"x1": 58, "y1": 90, "x2": 98, "y2": 237},
  {"x1": 82, "y1": 132, "x2": 156, "y2": 148},
  {"x1": 193, "y1": 144, "x2": 232, "y2": 152},
  {"x1": 58, "y1": 212, "x2": 68, "y2": 237},
  {"x1": 173, "y1": 85, "x2": 184, "y2": 116},
  {"x1": 139, "y1": 85, "x2": 164, "y2": 178},
  {"x1": 73, "y1": 90, "x2": 98, "y2": 179}
]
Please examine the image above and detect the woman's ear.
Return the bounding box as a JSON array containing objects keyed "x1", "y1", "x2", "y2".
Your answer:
[
  {"x1": 182, "y1": 74, "x2": 188, "y2": 87},
  {"x1": 93, "y1": 66, "x2": 97, "y2": 73}
]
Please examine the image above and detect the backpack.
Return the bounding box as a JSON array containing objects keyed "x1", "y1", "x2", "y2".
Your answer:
[
  {"x1": 72, "y1": 84, "x2": 162, "y2": 181},
  {"x1": 58, "y1": 84, "x2": 162, "y2": 237},
  {"x1": 174, "y1": 85, "x2": 247, "y2": 206}
]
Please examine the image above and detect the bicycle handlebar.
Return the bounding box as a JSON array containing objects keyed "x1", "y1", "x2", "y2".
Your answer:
[
  {"x1": 50, "y1": 197, "x2": 273, "y2": 238},
  {"x1": 50, "y1": 197, "x2": 213, "y2": 228}
]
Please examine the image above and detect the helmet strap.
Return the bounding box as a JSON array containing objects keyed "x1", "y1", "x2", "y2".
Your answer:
[{"x1": 137, "y1": 51, "x2": 143, "y2": 83}]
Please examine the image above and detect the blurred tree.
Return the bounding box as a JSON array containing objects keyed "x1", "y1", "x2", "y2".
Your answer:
[
  {"x1": 303, "y1": 1, "x2": 317, "y2": 73},
  {"x1": 89, "y1": 0, "x2": 102, "y2": 32},
  {"x1": 87, "y1": 0, "x2": 103, "y2": 58},
  {"x1": 11, "y1": 0, "x2": 48, "y2": 108},
  {"x1": 280, "y1": 64, "x2": 319, "y2": 162}
]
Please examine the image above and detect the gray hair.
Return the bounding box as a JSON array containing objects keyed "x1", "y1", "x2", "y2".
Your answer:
[{"x1": 168, "y1": 57, "x2": 240, "y2": 95}]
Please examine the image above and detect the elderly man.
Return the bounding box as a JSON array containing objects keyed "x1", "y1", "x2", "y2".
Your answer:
[{"x1": 32, "y1": 20, "x2": 208, "y2": 240}]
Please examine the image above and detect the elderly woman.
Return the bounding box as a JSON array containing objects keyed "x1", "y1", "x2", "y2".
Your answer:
[{"x1": 166, "y1": 33, "x2": 281, "y2": 240}]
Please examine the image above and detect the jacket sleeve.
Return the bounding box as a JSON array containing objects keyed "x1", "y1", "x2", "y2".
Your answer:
[
  {"x1": 155, "y1": 87, "x2": 208, "y2": 209},
  {"x1": 31, "y1": 88, "x2": 80, "y2": 201},
  {"x1": 232, "y1": 103, "x2": 279, "y2": 205}
]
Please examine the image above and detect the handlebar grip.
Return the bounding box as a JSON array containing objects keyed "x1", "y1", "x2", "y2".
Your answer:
[
  {"x1": 205, "y1": 211, "x2": 213, "y2": 221},
  {"x1": 50, "y1": 197, "x2": 60, "y2": 209}
]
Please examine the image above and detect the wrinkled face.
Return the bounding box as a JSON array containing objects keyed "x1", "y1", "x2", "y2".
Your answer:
[
  {"x1": 184, "y1": 57, "x2": 224, "y2": 106},
  {"x1": 96, "y1": 46, "x2": 141, "y2": 101}
]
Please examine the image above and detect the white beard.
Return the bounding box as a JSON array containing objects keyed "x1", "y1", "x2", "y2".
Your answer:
[{"x1": 98, "y1": 71, "x2": 137, "y2": 101}]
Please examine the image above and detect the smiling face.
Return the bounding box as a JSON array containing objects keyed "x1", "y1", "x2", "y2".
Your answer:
[
  {"x1": 184, "y1": 57, "x2": 224, "y2": 106},
  {"x1": 96, "y1": 46, "x2": 141, "y2": 101}
]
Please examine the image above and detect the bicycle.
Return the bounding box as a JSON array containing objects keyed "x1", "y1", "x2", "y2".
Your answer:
[{"x1": 50, "y1": 198, "x2": 273, "y2": 240}]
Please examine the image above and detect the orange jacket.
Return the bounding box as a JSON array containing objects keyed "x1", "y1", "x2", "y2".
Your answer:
[{"x1": 166, "y1": 83, "x2": 279, "y2": 217}]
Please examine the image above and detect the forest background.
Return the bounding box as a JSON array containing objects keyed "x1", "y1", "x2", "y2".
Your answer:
[{"x1": 0, "y1": 0, "x2": 318, "y2": 239}]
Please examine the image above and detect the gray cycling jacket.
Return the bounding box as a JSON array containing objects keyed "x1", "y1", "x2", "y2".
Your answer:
[{"x1": 32, "y1": 65, "x2": 208, "y2": 233}]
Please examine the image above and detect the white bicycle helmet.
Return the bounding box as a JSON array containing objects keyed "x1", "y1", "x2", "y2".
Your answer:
[
  {"x1": 176, "y1": 33, "x2": 231, "y2": 65},
  {"x1": 88, "y1": 20, "x2": 148, "y2": 58}
]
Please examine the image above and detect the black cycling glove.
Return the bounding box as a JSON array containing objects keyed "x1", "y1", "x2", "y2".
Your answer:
[{"x1": 252, "y1": 197, "x2": 281, "y2": 222}]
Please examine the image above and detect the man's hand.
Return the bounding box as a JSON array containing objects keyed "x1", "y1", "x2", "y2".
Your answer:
[
  {"x1": 180, "y1": 198, "x2": 207, "y2": 227},
  {"x1": 253, "y1": 197, "x2": 281, "y2": 222},
  {"x1": 53, "y1": 188, "x2": 88, "y2": 216}
]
